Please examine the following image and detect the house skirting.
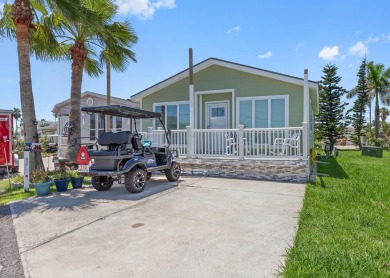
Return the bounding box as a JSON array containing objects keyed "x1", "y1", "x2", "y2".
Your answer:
[{"x1": 176, "y1": 158, "x2": 308, "y2": 183}]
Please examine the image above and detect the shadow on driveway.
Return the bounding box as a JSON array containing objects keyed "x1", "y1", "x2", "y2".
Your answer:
[{"x1": 11, "y1": 178, "x2": 180, "y2": 218}]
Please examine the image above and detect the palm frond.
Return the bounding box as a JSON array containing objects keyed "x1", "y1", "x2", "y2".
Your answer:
[
  {"x1": 0, "y1": 4, "x2": 16, "y2": 39},
  {"x1": 84, "y1": 57, "x2": 103, "y2": 77}
]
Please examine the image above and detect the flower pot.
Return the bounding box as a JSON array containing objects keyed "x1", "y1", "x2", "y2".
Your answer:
[
  {"x1": 33, "y1": 181, "x2": 52, "y2": 196},
  {"x1": 70, "y1": 177, "x2": 84, "y2": 189},
  {"x1": 53, "y1": 179, "x2": 69, "y2": 192}
]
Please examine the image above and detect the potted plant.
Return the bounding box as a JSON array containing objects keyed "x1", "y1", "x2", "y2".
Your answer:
[
  {"x1": 69, "y1": 170, "x2": 84, "y2": 189},
  {"x1": 30, "y1": 169, "x2": 52, "y2": 196},
  {"x1": 53, "y1": 171, "x2": 70, "y2": 192}
]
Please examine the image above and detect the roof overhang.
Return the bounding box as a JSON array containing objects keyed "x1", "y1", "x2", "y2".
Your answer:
[
  {"x1": 131, "y1": 58, "x2": 319, "y2": 101},
  {"x1": 81, "y1": 105, "x2": 162, "y2": 119}
]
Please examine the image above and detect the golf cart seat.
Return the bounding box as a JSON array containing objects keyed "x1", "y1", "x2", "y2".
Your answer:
[{"x1": 88, "y1": 131, "x2": 140, "y2": 157}]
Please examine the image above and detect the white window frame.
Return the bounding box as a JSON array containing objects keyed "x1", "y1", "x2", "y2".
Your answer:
[
  {"x1": 89, "y1": 113, "x2": 105, "y2": 139},
  {"x1": 236, "y1": 95, "x2": 289, "y2": 128},
  {"x1": 109, "y1": 116, "x2": 123, "y2": 131},
  {"x1": 153, "y1": 101, "x2": 190, "y2": 130}
]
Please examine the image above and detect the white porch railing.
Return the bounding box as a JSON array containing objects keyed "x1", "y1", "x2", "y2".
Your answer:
[{"x1": 143, "y1": 126, "x2": 304, "y2": 159}]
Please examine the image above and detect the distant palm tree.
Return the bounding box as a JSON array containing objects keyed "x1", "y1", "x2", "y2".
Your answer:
[
  {"x1": 100, "y1": 45, "x2": 137, "y2": 130},
  {"x1": 45, "y1": 0, "x2": 138, "y2": 161},
  {"x1": 13, "y1": 107, "x2": 21, "y2": 137},
  {"x1": 0, "y1": 0, "x2": 82, "y2": 172},
  {"x1": 367, "y1": 61, "x2": 390, "y2": 139}
]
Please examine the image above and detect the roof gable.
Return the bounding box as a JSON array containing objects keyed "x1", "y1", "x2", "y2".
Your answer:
[
  {"x1": 131, "y1": 58, "x2": 318, "y2": 101},
  {"x1": 52, "y1": 91, "x2": 135, "y2": 114}
]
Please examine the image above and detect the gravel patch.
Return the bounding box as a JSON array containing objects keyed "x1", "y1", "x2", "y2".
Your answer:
[{"x1": 0, "y1": 205, "x2": 24, "y2": 278}]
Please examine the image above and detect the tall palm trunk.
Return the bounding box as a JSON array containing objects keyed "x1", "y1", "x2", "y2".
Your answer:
[
  {"x1": 67, "y1": 40, "x2": 87, "y2": 162},
  {"x1": 368, "y1": 101, "x2": 372, "y2": 130},
  {"x1": 106, "y1": 60, "x2": 111, "y2": 131},
  {"x1": 12, "y1": 0, "x2": 44, "y2": 172},
  {"x1": 375, "y1": 91, "x2": 380, "y2": 139}
]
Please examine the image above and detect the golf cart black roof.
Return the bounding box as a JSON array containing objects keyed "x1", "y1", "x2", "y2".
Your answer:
[{"x1": 81, "y1": 105, "x2": 162, "y2": 119}]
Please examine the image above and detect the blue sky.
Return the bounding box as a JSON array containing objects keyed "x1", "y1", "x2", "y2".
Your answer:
[{"x1": 1, "y1": 0, "x2": 390, "y2": 121}]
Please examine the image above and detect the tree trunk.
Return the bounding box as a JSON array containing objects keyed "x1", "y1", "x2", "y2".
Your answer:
[
  {"x1": 12, "y1": 0, "x2": 44, "y2": 172},
  {"x1": 375, "y1": 91, "x2": 380, "y2": 140},
  {"x1": 106, "y1": 60, "x2": 111, "y2": 131},
  {"x1": 368, "y1": 102, "x2": 372, "y2": 130},
  {"x1": 67, "y1": 41, "x2": 87, "y2": 162}
]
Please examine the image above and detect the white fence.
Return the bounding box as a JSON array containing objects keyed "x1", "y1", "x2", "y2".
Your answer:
[
  {"x1": 57, "y1": 126, "x2": 304, "y2": 159},
  {"x1": 143, "y1": 126, "x2": 304, "y2": 159}
]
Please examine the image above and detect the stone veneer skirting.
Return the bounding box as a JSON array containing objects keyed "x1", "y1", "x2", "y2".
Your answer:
[{"x1": 176, "y1": 158, "x2": 308, "y2": 183}]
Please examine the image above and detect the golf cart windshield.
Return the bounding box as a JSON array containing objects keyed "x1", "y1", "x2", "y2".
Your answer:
[{"x1": 81, "y1": 105, "x2": 162, "y2": 119}]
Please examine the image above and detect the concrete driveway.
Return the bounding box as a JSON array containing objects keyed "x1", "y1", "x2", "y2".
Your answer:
[{"x1": 10, "y1": 176, "x2": 305, "y2": 278}]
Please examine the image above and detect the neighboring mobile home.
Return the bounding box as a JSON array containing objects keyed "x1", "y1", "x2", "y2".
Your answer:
[
  {"x1": 131, "y1": 58, "x2": 319, "y2": 182},
  {"x1": 52, "y1": 91, "x2": 138, "y2": 157}
]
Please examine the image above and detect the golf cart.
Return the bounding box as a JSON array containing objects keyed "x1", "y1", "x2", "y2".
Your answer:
[{"x1": 81, "y1": 105, "x2": 181, "y2": 193}]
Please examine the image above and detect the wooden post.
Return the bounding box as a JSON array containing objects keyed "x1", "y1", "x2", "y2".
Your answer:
[{"x1": 189, "y1": 48, "x2": 194, "y2": 128}]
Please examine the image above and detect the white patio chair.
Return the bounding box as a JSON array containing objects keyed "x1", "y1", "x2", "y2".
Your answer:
[{"x1": 272, "y1": 133, "x2": 301, "y2": 156}]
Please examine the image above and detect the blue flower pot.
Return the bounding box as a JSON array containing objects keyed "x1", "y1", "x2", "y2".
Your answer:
[
  {"x1": 53, "y1": 179, "x2": 69, "y2": 192},
  {"x1": 70, "y1": 177, "x2": 84, "y2": 189},
  {"x1": 33, "y1": 181, "x2": 52, "y2": 197}
]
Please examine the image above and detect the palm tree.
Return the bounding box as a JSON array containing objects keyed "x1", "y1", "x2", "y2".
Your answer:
[
  {"x1": 100, "y1": 44, "x2": 137, "y2": 131},
  {"x1": 46, "y1": 0, "x2": 138, "y2": 161},
  {"x1": 13, "y1": 107, "x2": 21, "y2": 137},
  {"x1": 0, "y1": 0, "x2": 81, "y2": 172},
  {"x1": 367, "y1": 61, "x2": 390, "y2": 139}
]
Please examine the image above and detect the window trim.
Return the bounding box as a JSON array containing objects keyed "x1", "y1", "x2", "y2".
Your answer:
[
  {"x1": 153, "y1": 101, "x2": 190, "y2": 130},
  {"x1": 236, "y1": 95, "x2": 289, "y2": 128}
]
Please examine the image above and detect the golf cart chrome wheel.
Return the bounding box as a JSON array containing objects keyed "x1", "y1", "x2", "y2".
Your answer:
[
  {"x1": 165, "y1": 162, "x2": 181, "y2": 182},
  {"x1": 92, "y1": 176, "x2": 114, "y2": 191},
  {"x1": 125, "y1": 168, "x2": 146, "y2": 193}
]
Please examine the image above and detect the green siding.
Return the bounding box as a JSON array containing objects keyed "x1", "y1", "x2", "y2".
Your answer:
[{"x1": 141, "y1": 65, "x2": 307, "y2": 130}]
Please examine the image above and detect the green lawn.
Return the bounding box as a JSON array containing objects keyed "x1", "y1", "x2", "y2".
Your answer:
[
  {"x1": 0, "y1": 175, "x2": 91, "y2": 206},
  {"x1": 282, "y1": 150, "x2": 390, "y2": 277}
]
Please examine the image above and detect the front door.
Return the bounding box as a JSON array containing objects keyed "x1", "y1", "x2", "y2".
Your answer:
[{"x1": 206, "y1": 102, "x2": 229, "y2": 129}]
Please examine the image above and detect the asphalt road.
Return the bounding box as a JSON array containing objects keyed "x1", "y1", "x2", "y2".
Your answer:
[{"x1": 0, "y1": 206, "x2": 24, "y2": 278}]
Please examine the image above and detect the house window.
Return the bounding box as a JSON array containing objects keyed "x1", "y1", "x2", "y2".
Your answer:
[
  {"x1": 110, "y1": 116, "x2": 122, "y2": 131},
  {"x1": 90, "y1": 114, "x2": 105, "y2": 140},
  {"x1": 238, "y1": 96, "x2": 288, "y2": 128},
  {"x1": 154, "y1": 102, "x2": 190, "y2": 130}
]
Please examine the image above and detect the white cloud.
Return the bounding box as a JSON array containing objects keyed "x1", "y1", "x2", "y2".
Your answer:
[
  {"x1": 227, "y1": 25, "x2": 240, "y2": 34},
  {"x1": 382, "y1": 33, "x2": 390, "y2": 42},
  {"x1": 114, "y1": 0, "x2": 175, "y2": 19},
  {"x1": 349, "y1": 41, "x2": 368, "y2": 56},
  {"x1": 258, "y1": 51, "x2": 272, "y2": 59},
  {"x1": 318, "y1": 45, "x2": 340, "y2": 61},
  {"x1": 365, "y1": 35, "x2": 380, "y2": 43}
]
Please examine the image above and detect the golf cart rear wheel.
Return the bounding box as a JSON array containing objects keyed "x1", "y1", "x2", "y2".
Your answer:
[
  {"x1": 146, "y1": 172, "x2": 152, "y2": 180},
  {"x1": 92, "y1": 176, "x2": 113, "y2": 191},
  {"x1": 125, "y1": 168, "x2": 146, "y2": 193},
  {"x1": 165, "y1": 162, "x2": 181, "y2": 182}
]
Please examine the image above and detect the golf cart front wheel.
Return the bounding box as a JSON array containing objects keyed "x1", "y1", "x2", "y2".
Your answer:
[
  {"x1": 125, "y1": 168, "x2": 146, "y2": 193},
  {"x1": 92, "y1": 176, "x2": 114, "y2": 191},
  {"x1": 165, "y1": 162, "x2": 181, "y2": 182}
]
